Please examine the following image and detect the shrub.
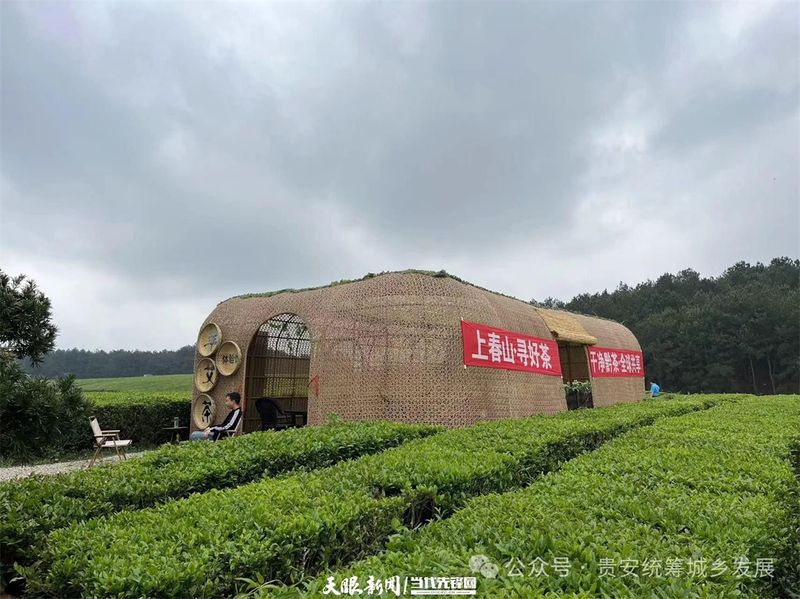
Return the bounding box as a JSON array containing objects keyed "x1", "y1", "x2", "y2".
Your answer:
[
  {"x1": 563, "y1": 379, "x2": 591, "y2": 394},
  {"x1": 0, "y1": 359, "x2": 93, "y2": 461},
  {"x1": 292, "y1": 395, "x2": 800, "y2": 598},
  {"x1": 28, "y1": 395, "x2": 737, "y2": 597},
  {"x1": 0, "y1": 420, "x2": 440, "y2": 583}
]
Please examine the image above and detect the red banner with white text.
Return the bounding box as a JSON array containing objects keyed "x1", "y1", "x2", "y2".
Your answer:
[
  {"x1": 461, "y1": 320, "x2": 562, "y2": 376},
  {"x1": 587, "y1": 346, "x2": 644, "y2": 378}
]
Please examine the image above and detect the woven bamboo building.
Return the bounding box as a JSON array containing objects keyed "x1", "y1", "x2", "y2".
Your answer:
[{"x1": 190, "y1": 271, "x2": 645, "y2": 433}]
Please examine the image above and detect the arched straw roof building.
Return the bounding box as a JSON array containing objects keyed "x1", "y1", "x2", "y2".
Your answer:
[{"x1": 190, "y1": 271, "x2": 645, "y2": 433}]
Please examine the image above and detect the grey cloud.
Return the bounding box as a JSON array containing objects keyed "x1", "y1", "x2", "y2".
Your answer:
[
  {"x1": 651, "y1": 2, "x2": 799, "y2": 155},
  {"x1": 1, "y1": 0, "x2": 797, "y2": 349}
]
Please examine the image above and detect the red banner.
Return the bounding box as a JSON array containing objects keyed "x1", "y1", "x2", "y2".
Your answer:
[
  {"x1": 588, "y1": 346, "x2": 644, "y2": 378},
  {"x1": 461, "y1": 320, "x2": 562, "y2": 376}
]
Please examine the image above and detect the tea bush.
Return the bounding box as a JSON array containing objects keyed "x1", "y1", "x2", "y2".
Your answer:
[
  {"x1": 29, "y1": 395, "x2": 737, "y2": 597},
  {"x1": 288, "y1": 395, "x2": 800, "y2": 598},
  {"x1": 0, "y1": 420, "x2": 440, "y2": 582}
]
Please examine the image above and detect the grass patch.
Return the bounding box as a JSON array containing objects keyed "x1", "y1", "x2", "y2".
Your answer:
[{"x1": 76, "y1": 374, "x2": 192, "y2": 393}]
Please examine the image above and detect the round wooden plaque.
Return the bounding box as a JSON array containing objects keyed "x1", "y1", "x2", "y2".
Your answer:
[
  {"x1": 193, "y1": 394, "x2": 217, "y2": 429},
  {"x1": 195, "y1": 358, "x2": 218, "y2": 392},
  {"x1": 197, "y1": 323, "x2": 222, "y2": 357},
  {"x1": 216, "y1": 341, "x2": 242, "y2": 376}
]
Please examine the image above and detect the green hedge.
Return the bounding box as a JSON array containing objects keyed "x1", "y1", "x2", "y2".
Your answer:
[
  {"x1": 0, "y1": 420, "x2": 441, "y2": 583},
  {"x1": 86, "y1": 391, "x2": 190, "y2": 446},
  {"x1": 28, "y1": 395, "x2": 738, "y2": 597},
  {"x1": 288, "y1": 395, "x2": 800, "y2": 598}
]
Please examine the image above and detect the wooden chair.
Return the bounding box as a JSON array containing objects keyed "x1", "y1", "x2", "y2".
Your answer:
[
  {"x1": 255, "y1": 397, "x2": 281, "y2": 431},
  {"x1": 88, "y1": 417, "x2": 132, "y2": 467},
  {"x1": 217, "y1": 418, "x2": 243, "y2": 440}
]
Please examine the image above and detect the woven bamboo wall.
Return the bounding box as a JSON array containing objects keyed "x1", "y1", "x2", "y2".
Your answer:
[
  {"x1": 568, "y1": 312, "x2": 645, "y2": 407},
  {"x1": 191, "y1": 272, "x2": 644, "y2": 430}
]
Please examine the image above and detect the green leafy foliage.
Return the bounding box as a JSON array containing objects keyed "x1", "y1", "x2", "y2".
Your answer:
[
  {"x1": 563, "y1": 258, "x2": 800, "y2": 394},
  {"x1": 0, "y1": 270, "x2": 94, "y2": 464},
  {"x1": 290, "y1": 395, "x2": 799, "y2": 598},
  {"x1": 0, "y1": 359, "x2": 93, "y2": 461},
  {"x1": 563, "y1": 379, "x2": 591, "y2": 394},
  {"x1": 0, "y1": 270, "x2": 57, "y2": 366},
  {"x1": 28, "y1": 395, "x2": 734, "y2": 597},
  {"x1": 0, "y1": 420, "x2": 440, "y2": 584}
]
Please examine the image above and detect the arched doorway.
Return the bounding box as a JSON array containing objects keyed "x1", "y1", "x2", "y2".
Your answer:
[
  {"x1": 558, "y1": 342, "x2": 593, "y2": 410},
  {"x1": 244, "y1": 313, "x2": 311, "y2": 433}
]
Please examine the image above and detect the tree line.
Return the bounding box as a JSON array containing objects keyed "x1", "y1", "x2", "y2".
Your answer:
[
  {"x1": 19, "y1": 346, "x2": 196, "y2": 379},
  {"x1": 535, "y1": 257, "x2": 799, "y2": 394}
]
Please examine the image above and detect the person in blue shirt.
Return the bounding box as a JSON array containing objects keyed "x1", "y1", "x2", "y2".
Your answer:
[{"x1": 649, "y1": 381, "x2": 661, "y2": 398}]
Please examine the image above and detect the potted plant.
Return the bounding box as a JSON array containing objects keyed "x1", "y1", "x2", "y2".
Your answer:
[{"x1": 564, "y1": 380, "x2": 593, "y2": 410}]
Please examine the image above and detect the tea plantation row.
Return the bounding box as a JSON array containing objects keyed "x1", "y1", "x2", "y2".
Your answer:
[
  {"x1": 26, "y1": 395, "x2": 736, "y2": 597},
  {"x1": 0, "y1": 421, "x2": 441, "y2": 582},
  {"x1": 278, "y1": 395, "x2": 800, "y2": 598}
]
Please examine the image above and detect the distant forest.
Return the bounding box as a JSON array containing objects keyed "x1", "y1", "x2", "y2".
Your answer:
[
  {"x1": 21, "y1": 258, "x2": 799, "y2": 394},
  {"x1": 536, "y1": 257, "x2": 799, "y2": 394},
  {"x1": 20, "y1": 345, "x2": 196, "y2": 379}
]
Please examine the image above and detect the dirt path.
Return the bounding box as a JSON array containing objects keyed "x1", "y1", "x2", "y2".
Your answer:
[{"x1": 0, "y1": 451, "x2": 149, "y2": 482}]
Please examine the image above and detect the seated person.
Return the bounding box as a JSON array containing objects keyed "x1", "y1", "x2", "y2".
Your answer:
[
  {"x1": 649, "y1": 381, "x2": 661, "y2": 398},
  {"x1": 190, "y1": 392, "x2": 242, "y2": 441}
]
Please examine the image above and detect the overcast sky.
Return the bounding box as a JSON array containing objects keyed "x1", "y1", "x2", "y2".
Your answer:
[{"x1": 1, "y1": 1, "x2": 798, "y2": 351}]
